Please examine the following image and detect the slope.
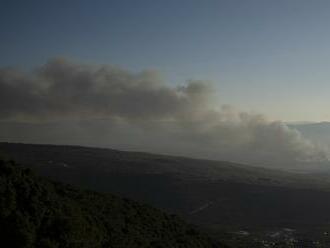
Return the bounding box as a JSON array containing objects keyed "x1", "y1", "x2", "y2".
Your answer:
[{"x1": 0, "y1": 158, "x2": 225, "y2": 248}]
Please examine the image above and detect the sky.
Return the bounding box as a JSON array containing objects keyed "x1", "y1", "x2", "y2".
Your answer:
[
  {"x1": 1, "y1": 0, "x2": 330, "y2": 121},
  {"x1": 1, "y1": 0, "x2": 330, "y2": 167}
]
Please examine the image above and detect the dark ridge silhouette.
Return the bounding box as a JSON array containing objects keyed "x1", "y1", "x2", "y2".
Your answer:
[
  {"x1": 3, "y1": 143, "x2": 330, "y2": 246},
  {"x1": 0, "y1": 158, "x2": 226, "y2": 248}
]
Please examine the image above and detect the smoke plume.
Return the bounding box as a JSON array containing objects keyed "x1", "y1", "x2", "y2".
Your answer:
[{"x1": 0, "y1": 58, "x2": 327, "y2": 168}]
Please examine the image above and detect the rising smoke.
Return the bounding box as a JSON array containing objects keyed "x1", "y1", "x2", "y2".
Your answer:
[{"x1": 0, "y1": 58, "x2": 327, "y2": 168}]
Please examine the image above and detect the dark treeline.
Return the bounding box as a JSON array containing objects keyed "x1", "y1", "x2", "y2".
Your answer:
[{"x1": 0, "y1": 158, "x2": 226, "y2": 248}]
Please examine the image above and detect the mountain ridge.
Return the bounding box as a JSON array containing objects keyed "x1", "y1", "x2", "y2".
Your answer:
[
  {"x1": 0, "y1": 157, "x2": 225, "y2": 248},
  {"x1": 3, "y1": 142, "x2": 330, "y2": 246}
]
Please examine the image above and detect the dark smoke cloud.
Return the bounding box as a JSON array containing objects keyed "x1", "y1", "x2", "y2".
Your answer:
[
  {"x1": 0, "y1": 58, "x2": 328, "y2": 168},
  {"x1": 0, "y1": 58, "x2": 211, "y2": 121}
]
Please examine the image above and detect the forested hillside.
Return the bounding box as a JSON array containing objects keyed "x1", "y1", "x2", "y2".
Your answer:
[{"x1": 0, "y1": 158, "x2": 225, "y2": 248}]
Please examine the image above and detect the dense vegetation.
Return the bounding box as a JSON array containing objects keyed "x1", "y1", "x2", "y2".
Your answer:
[
  {"x1": 0, "y1": 158, "x2": 225, "y2": 248},
  {"x1": 4, "y1": 143, "x2": 330, "y2": 246}
]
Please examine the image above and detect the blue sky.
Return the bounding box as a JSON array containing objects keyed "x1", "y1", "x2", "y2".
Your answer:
[{"x1": 1, "y1": 0, "x2": 330, "y2": 121}]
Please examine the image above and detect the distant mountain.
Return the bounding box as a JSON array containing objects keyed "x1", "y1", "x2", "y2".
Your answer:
[
  {"x1": 3, "y1": 143, "x2": 330, "y2": 246},
  {"x1": 0, "y1": 158, "x2": 225, "y2": 248},
  {"x1": 1, "y1": 142, "x2": 330, "y2": 189}
]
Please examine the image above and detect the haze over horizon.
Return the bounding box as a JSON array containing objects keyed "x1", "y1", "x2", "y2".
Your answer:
[
  {"x1": 1, "y1": 0, "x2": 330, "y2": 167},
  {"x1": 4, "y1": 2, "x2": 330, "y2": 247}
]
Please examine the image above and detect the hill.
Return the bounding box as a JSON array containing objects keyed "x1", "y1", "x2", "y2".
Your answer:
[
  {"x1": 1, "y1": 142, "x2": 330, "y2": 189},
  {"x1": 0, "y1": 158, "x2": 225, "y2": 248},
  {"x1": 2, "y1": 143, "x2": 330, "y2": 246}
]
